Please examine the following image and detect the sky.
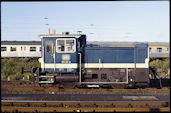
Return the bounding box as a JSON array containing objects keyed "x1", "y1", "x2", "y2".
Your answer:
[{"x1": 1, "y1": 1, "x2": 170, "y2": 42}]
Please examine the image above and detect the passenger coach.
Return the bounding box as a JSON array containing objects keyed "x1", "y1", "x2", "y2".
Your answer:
[{"x1": 1, "y1": 41, "x2": 41, "y2": 58}]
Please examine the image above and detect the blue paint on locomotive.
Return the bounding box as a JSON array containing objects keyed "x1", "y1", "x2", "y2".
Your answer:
[
  {"x1": 41, "y1": 37, "x2": 79, "y2": 73},
  {"x1": 84, "y1": 43, "x2": 148, "y2": 63},
  {"x1": 42, "y1": 37, "x2": 78, "y2": 64},
  {"x1": 135, "y1": 43, "x2": 148, "y2": 63},
  {"x1": 40, "y1": 33, "x2": 148, "y2": 74},
  {"x1": 44, "y1": 52, "x2": 78, "y2": 63},
  {"x1": 84, "y1": 47, "x2": 134, "y2": 63}
]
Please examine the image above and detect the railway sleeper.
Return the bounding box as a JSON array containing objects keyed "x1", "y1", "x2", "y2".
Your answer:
[
  {"x1": 1, "y1": 107, "x2": 170, "y2": 112},
  {"x1": 3, "y1": 102, "x2": 170, "y2": 108}
]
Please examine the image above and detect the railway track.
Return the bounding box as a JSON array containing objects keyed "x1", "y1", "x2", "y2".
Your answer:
[
  {"x1": 1, "y1": 85, "x2": 169, "y2": 94},
  {"x1": 1, "y1": 78, "x2": 170, "y2": 87},
  {"x1": 1, "y1": 100, "x2": 170, "y2": 112},
  {"x1": 1, "y1": 79, "x2": 170, "y2": 94}
]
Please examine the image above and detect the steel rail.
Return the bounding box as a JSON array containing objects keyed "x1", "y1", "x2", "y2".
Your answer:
[
  {"x1": 1, "y1": 101, "x2": 170, "y2": 112},
  {"x1": 2, "y1": 107, "x2": 170, "y2": 112}
]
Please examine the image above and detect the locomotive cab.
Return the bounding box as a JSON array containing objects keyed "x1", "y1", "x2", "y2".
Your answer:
[{"x1": 38, "y1": 31, "x2": 86, "y2": 85}]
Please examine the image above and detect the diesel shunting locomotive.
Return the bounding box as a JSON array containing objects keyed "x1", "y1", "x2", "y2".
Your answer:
[{"x1": 23, "y1": 30, "x2": 150, "y2": 88}]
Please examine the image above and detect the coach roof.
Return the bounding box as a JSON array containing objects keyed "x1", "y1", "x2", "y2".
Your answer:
[{"x1": 1, "y1": 41, "x2": 41, "y2": 45}]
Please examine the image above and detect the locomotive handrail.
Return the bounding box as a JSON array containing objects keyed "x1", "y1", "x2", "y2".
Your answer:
[
  {"x1": 53, "y1": 45, "x2": 56, "y2": 72},
  {"x1": 21, "y1": 67, "x2": 39, "y2": 75},
  {"x1": 78, "y1": 52, "x2": 82, "y2": 84},
  {"x1": 134, "y1": 47, "x2": 136, "y2": 76}
]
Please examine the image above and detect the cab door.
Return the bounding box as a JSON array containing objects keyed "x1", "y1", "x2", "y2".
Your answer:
[{"x1": 44, "y1": 39, "x2": 55, "y2": 71}]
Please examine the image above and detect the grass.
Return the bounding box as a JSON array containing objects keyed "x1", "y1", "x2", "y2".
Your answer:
[
  {"x1": 150, "y1": 58, "x2": 170, "y2": 78},
  {"x1": 1, "y1": 58, "x2": 40, "y2": 81}
]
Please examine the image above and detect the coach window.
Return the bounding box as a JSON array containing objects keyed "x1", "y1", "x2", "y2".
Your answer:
[
  {"x1": 167, "y1": 48, "x2": 169, "y2": 51},
  {"x1": 157, "y1": 48, "x2": 162, "y2": 53},
  {"x1": 10, "y1": 47, "x2": 16, "y2": 52},
  {"x1": 40, "y1": 47, "x2": 41, "y2": 51},
  {"x1": 1, "y1": 47, "x2": 7, "y2": 52},
  {"x1": 45, "y1": 40, "x2": 53, "y2": 55},
  {"x1": 30, "y1": 47, "x2": 36, "y2": 52},
  {"x1": 149, "y1": 48, "x2": 151, "y2": 52}
]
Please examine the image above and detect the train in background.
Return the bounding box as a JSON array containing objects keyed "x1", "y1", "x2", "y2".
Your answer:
[
  {"x1": 18, "y1": 30, "x2": 152, "y2": 88},
  {"x1": 1, "y1": 41, "x2": 41, "y2": 58},
  {"x1": 1, "y1": 41, "x2": 169, "y2": 59}
]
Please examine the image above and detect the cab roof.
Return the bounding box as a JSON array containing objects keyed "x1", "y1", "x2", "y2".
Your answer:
[{"x1": 39, "y1": 34, "x2": 86, "y2": 39}]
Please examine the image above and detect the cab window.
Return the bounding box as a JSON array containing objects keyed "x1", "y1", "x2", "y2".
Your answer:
[
  {"x1": 45, "y1": 40, "x2": 53, "y2": 55},
  {"x1": 66, "y1": 40, "x2": 74, "y2": 51},
  {"x1": 57, "y1": 40, "x2": 65, "y2": 51},
  {"x1": 56, "y1": 38, "x2": 75, "y2": 53}
]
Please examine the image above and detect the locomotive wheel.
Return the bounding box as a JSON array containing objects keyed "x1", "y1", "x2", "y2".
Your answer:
[
  {"x1": 59, "y1": 82, "x2": 76, "y2": 89},
  {"x1": 39, "y1": 83, "x2": 54, "y2": 87},
  {"x1": 111, "y1": 84, "x2": 126, "y2": 89},
  {"x1": 126, "y1": 82, "x2": 135, "y2": 88},
  {"x1": 134, "y1": 82, "x2": 149, "y2": 88}
]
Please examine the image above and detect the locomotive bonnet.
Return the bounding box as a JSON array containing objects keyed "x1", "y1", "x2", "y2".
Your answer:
[{"x1": 33, "y1": 30, "x2": 149, "y2": 87}]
